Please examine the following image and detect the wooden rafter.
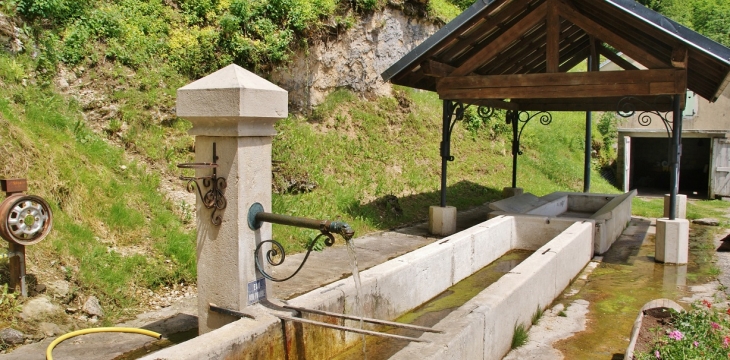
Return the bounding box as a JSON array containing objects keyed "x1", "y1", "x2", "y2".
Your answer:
[
  {"x1": 528, "y1": 27, "x2": 588, "y2": 73},
  {"x1": 598, "y1": 45, "x2": 639, "y2": 70},
  {"x1": 451, "y1": 2, "x2": 548, "y2": 76},
  {"x1": 438, "y1": 0, "x2": 538, "y2": 63},
  {"x1": 437, "y1": 69, "x2": 687, "y2": 100},
  {"x1": 421, "y1": 60, "x2": 456, "y2": 78},
  {"x1": 558, "y1": 46, "x2": 590, "y2": 72},
  {"x1": 554, "y1": 0, "x2": 669, "y2": 69}
]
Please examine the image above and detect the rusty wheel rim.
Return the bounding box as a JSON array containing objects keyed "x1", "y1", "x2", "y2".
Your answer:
[{"x1": 0, "y1": 194, "x2": 53, "y2": 245}]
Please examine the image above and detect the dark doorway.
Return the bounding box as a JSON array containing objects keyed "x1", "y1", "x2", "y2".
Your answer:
[{"x1": 629, "y1": 137, "x2": 710, "y2": 198}]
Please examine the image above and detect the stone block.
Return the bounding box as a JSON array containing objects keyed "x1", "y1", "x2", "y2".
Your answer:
[
  {"x1": 429, "y1": 205, "x2": 457, "y2": 236},
  {"x1": 655, "y1": 218, "x2": 689, "y2": 264},
  {"x1": 501, "y1": 187, "x2": 524, "y2": 198},
  {"x1": 663, "y1": 194, "x2": 687, "y2": 219},
  {"x1": 177, "y1": 64, "x2": 287, "y2": 137}
]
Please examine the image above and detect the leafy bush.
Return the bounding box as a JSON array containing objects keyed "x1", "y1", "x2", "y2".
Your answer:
[{"x1": 16, "y1": 0, "x2": 90, "y2": 22}]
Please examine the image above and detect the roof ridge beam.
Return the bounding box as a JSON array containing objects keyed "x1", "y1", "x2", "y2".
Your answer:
[
  {"x1": 554, "y1": 0, "x2": 669, "y2": 69},
  {"x1": 451, "y1": 2, "x2": 548, "y2": 76}
]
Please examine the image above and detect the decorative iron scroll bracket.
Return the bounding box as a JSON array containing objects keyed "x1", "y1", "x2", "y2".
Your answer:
[
  {"x1": 440, "y1": 103, "x2": 499, "y2": 163},
  {"x1": 177, "y1": 143, "x2": 227, "y2": 226},
  {"x1": 248, "y1": 203, "x2": 354, "y2": 282},
  {"x1": 441, "y1": 101, "x2": 464, "y2": 162},
  {"x1": 616, "y1": 96, "x2": 674, "y2": 138},
  {"x1": 509, "y1": 110, "x2": 553, "y2": 156}
]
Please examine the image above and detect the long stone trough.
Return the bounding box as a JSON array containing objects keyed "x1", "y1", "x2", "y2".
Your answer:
[{"x1": 142, "y1": 215, "x2": 594, "y2": 360}]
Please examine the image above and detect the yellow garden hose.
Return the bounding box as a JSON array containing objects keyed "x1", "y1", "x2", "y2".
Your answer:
[{"x1": 46, "y1": 327, "x2": 162, "y2": 360}]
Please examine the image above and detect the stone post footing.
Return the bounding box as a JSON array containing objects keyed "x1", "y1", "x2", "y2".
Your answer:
[
  {"x1": 655, "y1": 217, "x2": 689, "y2": 264},
  {"x1": 429, "y1": 206, "x2": 457, "y2": 236},
  {"x1": 502, "y1": 187, "x2": 524, "y2": 198}
]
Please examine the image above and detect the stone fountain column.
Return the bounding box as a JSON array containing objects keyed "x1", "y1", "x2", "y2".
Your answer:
[{"x1": 177, "y1": 64, "x2": 287, "y2": 334}]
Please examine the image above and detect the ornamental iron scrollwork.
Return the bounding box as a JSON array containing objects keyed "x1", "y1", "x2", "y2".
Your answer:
[
  {"x1": 616, "y1": 96, "x2": 674, "y2": 138},
  {"x1": 248, "y1": 204, "x2": 355, "y2": 282},
  {"x1": 254, "y1": 231, "x2": 336, "y2": 282},
  {"x1": 509, "y1": 110, "x2": 553, "y2": 156},
  {"x1": 477, "y1": 105, "x2": 496, "y2": 120},
  {"x1": 177, "y1": 143, "x2": 227, "y2": 226}
]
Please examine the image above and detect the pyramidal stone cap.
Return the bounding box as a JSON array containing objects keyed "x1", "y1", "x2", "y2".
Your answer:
[{"x1": 177, "y1": 64, "x2": 288, "y2": 137}]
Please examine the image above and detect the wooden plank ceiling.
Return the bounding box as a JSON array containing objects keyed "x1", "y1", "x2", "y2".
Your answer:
[{"x1": 384, "y1": 0, "x2": 730, "y2": 112}]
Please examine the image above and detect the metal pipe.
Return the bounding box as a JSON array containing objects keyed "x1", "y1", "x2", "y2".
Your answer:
[
  {"x1": 276, "y1": 315, "x2": 431, "y2": 343},
  {"x1": 669, "y1": 94, "x2": 683, "y2": 220},
  {"x1": 584, "y1": 56, "x2": 593, "y2": 193},
  {"x1": 254, "y1": 211, "x2": 354, "y2": 241},
  {"x1": 440, "y1": 100, "x2": 451, "y2": 207},
  {"x1": 511, "y1": 111, "x2": 519, "y2": 188},
  {"x1": 283, "y1": 305, "x2": 443, "y2": 333}
]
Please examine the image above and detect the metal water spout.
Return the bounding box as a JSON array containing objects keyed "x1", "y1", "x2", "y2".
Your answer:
[{"x1": 247, "y1": 203, "x2": 354, "y2": 282}]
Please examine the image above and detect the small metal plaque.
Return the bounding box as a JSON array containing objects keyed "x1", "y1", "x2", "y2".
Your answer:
[
  {"x1": 247, "y1": 278, "x2": 267, "y2": 305},
  {"x1": 0, "y1": 179, "x2": 27, "y2": 193}
]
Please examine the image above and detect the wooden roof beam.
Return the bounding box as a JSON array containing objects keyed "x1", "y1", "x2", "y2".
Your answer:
[
  {"x1": 671, "y1": 46, "x2": 688, "y2": 69},
  {"x1": 421, "y1": 60, "x2": 456, "y2": 78},
  {"x1": 554, "y1": 0, "x2": 669, "y2": 69},
  {"x1": 462, "y1": 99, "x2": 520, "y2": 110},
  {"x1": 598, "y1": 45, "x2": 639, "y2": 70},
  {"x1": 513, "y1": 96, "x2": 674, "y2": 111},
  {"x1": 451, "y1": 2, "x2": 547, "y2": 76},
  {"x1": 546, "y1": 0, "x2": 560, "y2": 73},
  {"x1": 522, "y1": 29, "x2": 588, "y2": 74},
  {"x1": 481, "y1": 22, "x2": 554, "y2": 75},
  {"x1": 436, "y1": 69, "x2": 687, "y2": 99},
  {"x1": 589, "y1": 36, "x2": 600, "y2": 71}
]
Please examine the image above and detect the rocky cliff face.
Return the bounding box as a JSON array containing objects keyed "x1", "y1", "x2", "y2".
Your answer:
[{"x1": 272, "y1": 7, "x2": 439, "y2": 111}]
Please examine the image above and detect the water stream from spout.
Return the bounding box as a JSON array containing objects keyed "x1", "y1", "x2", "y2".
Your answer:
[{"x1": 345, "y1": 238, "x2": 366, "y2": 359}]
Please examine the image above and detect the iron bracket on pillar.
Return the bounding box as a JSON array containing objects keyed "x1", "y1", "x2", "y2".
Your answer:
[
  {"x1": 441, "y1": 101, "x2": 466, "y2": 162},
  {"x1": 508, "y1": 110, "x2": 554, "y2": 157},
  {"x1": 177, "y1": 143, "x2": 227, "y2": 226},
  {"x1": 247, "y1": 203, "x2": 355, "y2": 282},
  {"x1": 616, "y1": 96, "x2": 674, "y2": 138},
  {"x1": 616, "y1": 96, "x2": 677, "y2": 165},
  {"x1": 506, "y1": 110, "x2": 552, "y2": 188}
]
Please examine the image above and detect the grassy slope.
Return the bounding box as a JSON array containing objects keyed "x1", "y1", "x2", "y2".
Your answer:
[
  {"x1": 8, "y1": 0, "x2": 726, "y2": 332},
  {"x1": 0, "y1": 53, "x2": 196, "y2": 328}
]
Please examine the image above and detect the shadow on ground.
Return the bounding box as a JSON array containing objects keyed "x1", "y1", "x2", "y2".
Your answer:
[{"x1": 346, "y1": 180, "x2": 503, "y2": 232}]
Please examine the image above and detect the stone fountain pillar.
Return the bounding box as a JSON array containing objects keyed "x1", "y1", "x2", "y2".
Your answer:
[{"x1": 177, "y1": 64, "x2": 287, "y2": 334}]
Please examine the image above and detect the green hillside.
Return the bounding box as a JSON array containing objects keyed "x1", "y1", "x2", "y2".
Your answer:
[{"x1": 0, "y1": 0, "x2": 726, "y2": 338}]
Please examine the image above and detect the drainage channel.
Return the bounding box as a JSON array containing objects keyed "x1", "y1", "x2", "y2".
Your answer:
[{"x1": 333, "y1": 249, "x2": 533, "y2": 360}]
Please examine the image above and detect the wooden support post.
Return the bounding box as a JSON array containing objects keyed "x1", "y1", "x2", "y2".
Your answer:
[
  {"x1": 7, "y1": 242, "x2": 27, "y2": 297},
  {"x1": 546, "y1": 0, "x2": 560, "y2": 73}
]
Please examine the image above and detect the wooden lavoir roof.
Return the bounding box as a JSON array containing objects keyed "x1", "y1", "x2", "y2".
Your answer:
[{"x1": 381, "y1": 0, "x2": 730, "y2": 112}]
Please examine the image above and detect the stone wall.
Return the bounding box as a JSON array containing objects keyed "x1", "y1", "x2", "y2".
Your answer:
[{"x1": 271, "y1": 7, "x2": 439, "y2": 110}]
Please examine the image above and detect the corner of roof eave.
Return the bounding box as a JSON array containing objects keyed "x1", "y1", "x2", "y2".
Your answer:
[{"x1": 380, "y1": 0, "x2": 499, "y2": 83}]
